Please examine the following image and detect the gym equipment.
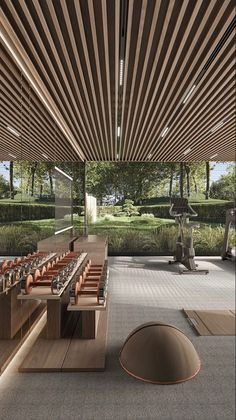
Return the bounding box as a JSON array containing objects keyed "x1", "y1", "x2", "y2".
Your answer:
[
  {"x1": 70, "y1": 260, "x2": 108, "y2": 305},
  {"x1": 169, "y1": 198, "x2": 209, "y2": 274},
  {"x1": 119, "y1": 322, "x2": 201, "y2": 384},
  {"x1": 221, "y1": 207, "x2": 236, "y2": 260},
  {"x1": 23, "y1": 252, "x2": 80, "y2": 294}
]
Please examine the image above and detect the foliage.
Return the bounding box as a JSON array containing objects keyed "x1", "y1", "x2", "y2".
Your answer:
[
  {"x1": 119, "y1": 199, "x2": 140, "y2": 217},
  {"x1": 0, "y1": 203, "x2": 55, "y2": 222},
  {"x1": 0, "y1": 224, "x2": 54, "y2": 255},
  {"x1": 0, "y1": 175, "x2": 9, "y2": 198},
  {"x1": 139, "y1": 201, "x2": 234, "y2": 222},
  {"x1": 210, "y1": 165, "x2": 235, "y2": 201}
]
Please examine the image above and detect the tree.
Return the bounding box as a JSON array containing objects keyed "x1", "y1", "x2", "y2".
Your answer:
[
  {"x1": 205, "y1": 161, "x2": 210, "y2": 200},
  {"x1": 0, "y1": 175, "x2": 9, "y2": 198},
  {"x1": 210, "y1": 165, "x2": 235, "y2": 201},
  {"x1": 184, "y1": 163, "x2": 191, "y2": 197},
  {"x1": 9, "y1": 161, "x2": 14, "y2": 199},
  {"x1": 119, "y1": 199, "x2": 140, "y2": 217}
]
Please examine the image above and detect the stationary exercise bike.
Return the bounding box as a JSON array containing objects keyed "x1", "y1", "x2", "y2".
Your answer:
[
  {"x1": 169, "y1": 198, "x2": 209, "y2": 274},
  {"x1": 221, "y1": 207, "x2": 236, "y2": 260}
]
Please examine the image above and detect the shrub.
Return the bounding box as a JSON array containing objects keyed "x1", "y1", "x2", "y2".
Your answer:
[
  {"x1": 139, "y1": 201, "x2": 234, "y2": 222},
  {"x1": 141, "y1": 213, "x2": 155, "y2": 218},
  {"x1": 0, "y1": 203, "x2": 55, "y2": 223},
  {"x1": 0, "y1": 224, "x2": 54, "y2": 255},
  {"x1": 99, "y1": 214, "x2": 115, "y2": 222}
]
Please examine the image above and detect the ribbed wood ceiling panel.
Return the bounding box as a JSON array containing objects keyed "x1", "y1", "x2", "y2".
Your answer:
[{"x1": 0, "y1": 0, "x2": 235, "y2": 162}]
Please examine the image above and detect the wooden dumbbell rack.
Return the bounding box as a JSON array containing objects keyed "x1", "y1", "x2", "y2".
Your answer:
[{"x1": 0, "y1": 252, "x2": 56, "y2": 374}]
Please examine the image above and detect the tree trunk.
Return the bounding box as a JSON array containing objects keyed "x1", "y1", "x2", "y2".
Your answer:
[
  {"x1": 184, "y1": 163, "x2": 191, "y2": 197},
  {"x1": 169, "y1": 167, "x2": 174, "y2": 197},
  {"x1": 205, "y1": 161, "x2": 210, "y2": 200},
  {"x1": 179, "y1": 162, "x2": 184, "y2": 198},
  {"x1": 31, "y1": 163, "x2": 38, "y2": 197},
  {"x1": 39, "y1": 184, "x2": 43, "y2": 199},
  {"x1": 9, "y1": 161, "x2": 14, "y2": 199},
  {"x1": 48, "y1": 168, "x2": 54, "y2": 197},
  {"x1": 193, "y1": 176, "x2": 198, "y2": 194}
]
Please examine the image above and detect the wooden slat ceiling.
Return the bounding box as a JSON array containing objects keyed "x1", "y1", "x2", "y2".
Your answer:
[{"x1": 0, "y1": 0, "x2": 235, "y2": 162}]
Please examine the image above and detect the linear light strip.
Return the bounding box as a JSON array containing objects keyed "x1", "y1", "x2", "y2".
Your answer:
[
  {"x1": 8, "y1": 153, "x2": 17, "y2": 158},
  {"x1": 54, "y1": 225, "x2": 73, "y2": 235},
  {"x1": 119, "y1": 60, "x2": 124, "y2": 86},
  {"x1": 7, "y1": 126, "x2": 20, "y2": 137},
  {"x1": 183, "y1": 147, "x2": 191, "y2": 155},
  {"x1": 0, "y1": 29, "x2": 85, "y2": 160},
  {"x1": 211, "y1": 121, "x2": 224, "y2": 133},
  {"x1": 161, "y1": 126, "x2": 169, "y2": 137},
  {"x1": 183, "y1": 85, "x2": 196, "y2": 104},
  {"x1": 54, "y1": 166, "x2": 73, "y2": 181}
]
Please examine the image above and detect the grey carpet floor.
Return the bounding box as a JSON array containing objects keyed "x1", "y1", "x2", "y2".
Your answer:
[{"x1": 0, "y1": 256, "x2": 235, "y2": 420}]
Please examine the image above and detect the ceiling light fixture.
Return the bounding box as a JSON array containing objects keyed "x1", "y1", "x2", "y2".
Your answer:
[
  {"x1": 211, "y1": 121, "x2": 224, "y2": 133},
  {"x1": 183, "y1": 147, "x2": 191, "y2": 155},
  {"x1": 183, "y1": 85, "x2": 196, "y2": 104},
  {"x1": 119, "y1": 60, "x2": 124, "y2": 86},
  {"x1": 8, "y1": 153, "x2": 17, "y2": 159},
  {"x1": 42, "y1": 153, "x2": 49, "y2": 159},
  {"x1": 210, "y1": 153, "x2": 218, "y2": 159},
  {"x1": 117, "y1": 126, "x2": 121, "y2": 137},
  {"x1": 147, "y1": 153, "x2": 152, "y2": 160},
  {"x1": 7, "y1": 126, "x2": 20, "y2": 137},
  {"x1": 161, "y1": 127, "x2": 169, "y2": 138}
]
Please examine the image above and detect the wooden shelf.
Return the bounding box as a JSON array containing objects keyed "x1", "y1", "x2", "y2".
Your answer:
[{"x1": 67, "y1": 295, "x2": 107, "y2": 311}]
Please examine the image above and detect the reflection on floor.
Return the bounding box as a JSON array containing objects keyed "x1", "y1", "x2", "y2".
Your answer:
[{"x1": 0, "y1": 256, "x2": 235, "y2": 420}]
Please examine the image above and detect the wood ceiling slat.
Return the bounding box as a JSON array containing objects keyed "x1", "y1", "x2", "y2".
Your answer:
[
  {"x1": 0, "y1": 4, "x2": 85, "y2": 160},
  {"x1": 0, "y1": 109, "x2": 75, "y2": 162},
  {"x1": 125, "y1": 0, "x2": 191, "y2": 160},
  {"x1": 41, "y1": 0, "x2": 97, "y2": 160},
  {"x1": 157, "y1": 111, "x2": 235, "y2": 162},
  {"x1": 19, "y1": 0, "x2": 91, "y2": 159},
  {"x1": 0, "y1": 0, "x2": 235, "y2": 162},
  {"x1": 60, "y1": 0, "x2": 103, "y2": 159},
  {"x1": 0, "y1": 50, "x2": 78, "y2": 161},
  {"x1": 74, "y1": 0, "x2": 108, "y2": 159},
  {"x1": 139, "y1": 33, "x2": 235, "y2": 160},
  {"x1": 144, "y1": 57, "x2": 235, "y2": 161},
  {"x1": 128, "y1": 1, "x2": 235, "y2": 161}
]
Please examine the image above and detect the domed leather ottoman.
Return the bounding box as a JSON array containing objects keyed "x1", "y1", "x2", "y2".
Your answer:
[{"x1": 119, "y1": 322, "x2": 200, "y2": 384}]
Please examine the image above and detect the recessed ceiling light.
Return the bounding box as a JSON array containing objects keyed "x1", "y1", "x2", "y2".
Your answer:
[
  {"x1": 161, "y1": 127, "x2": 169, "y2": 138},
  {"x1": 210, "y1": 153, "x2": 218, "y2": 159},
  {"x1": 42, "y1": 153, "x2": 49, "y2": 159},
  {"x1": 117, "y1": 126, "x2": 121, "y2": 137},
  {"x1": 7, "y1": 126, "x2": 20, "y2": 137},
  {"x1": 183, "y1": 147, "x2": 191, "y2": 155},
  {"x1": 211, "y1": 121, "x2": 224, "y2": 133},
  {"x1": 183, "y1": 85, "x2": 196, "y2": 104},
  {"x1": 119, "y1": 60, "x2": 124, "y2": 86},
  {"x1": 8, "y1": 153, "x2": 17, "y2": 159}
]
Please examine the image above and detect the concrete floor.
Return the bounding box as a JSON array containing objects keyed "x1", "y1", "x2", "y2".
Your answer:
[{"x1": 0, "y1": 256, "x2": 235, "y2": 420}]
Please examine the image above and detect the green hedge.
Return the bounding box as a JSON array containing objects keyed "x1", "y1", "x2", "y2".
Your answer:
[
  {"x1": 138, "y1": 201, "x2": 234, "y2": 222},
  {"x1": 0, "y1": 203, "x2": 55, "y2": 222}
]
